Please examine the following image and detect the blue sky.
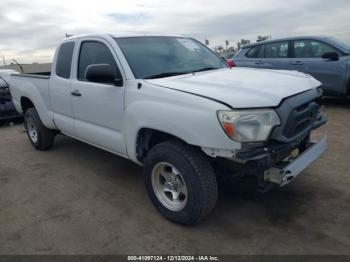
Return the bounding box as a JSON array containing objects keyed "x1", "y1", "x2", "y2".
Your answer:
[{"x1": 0, "y1": 0, "x2": 349, "y2": 63}]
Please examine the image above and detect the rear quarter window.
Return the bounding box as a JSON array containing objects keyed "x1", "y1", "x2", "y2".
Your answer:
[{"x1": 56, "y1": 42, "x2": 75, "y2": 79}]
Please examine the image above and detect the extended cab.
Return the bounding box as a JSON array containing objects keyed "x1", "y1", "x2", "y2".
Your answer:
[{"x1": 1, "y1": 33, "x2": 327, "y2": 225}]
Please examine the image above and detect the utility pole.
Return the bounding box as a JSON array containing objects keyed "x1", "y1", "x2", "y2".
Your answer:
[
  {"x1": 12, "y1": 59, "x2": 23, "y2": 73},
  {"x1": 225, "y1": 40, "x2": 229, "y2": 52},
  {"x1": 1, "y1": 55, "x2": 6, "y2": 66}
]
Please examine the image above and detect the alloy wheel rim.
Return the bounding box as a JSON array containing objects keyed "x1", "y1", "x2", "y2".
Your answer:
[
  {"x1": 26, "y1": 117, "x2": 38, "y2": 143},
  {"x1": 151, "y1": 162, "x2": 188, "y2": 212}
]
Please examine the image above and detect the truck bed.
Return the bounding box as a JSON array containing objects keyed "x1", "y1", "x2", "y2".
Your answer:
[{"x1": 8, "y1": 71, "x2": 51, "y2": 116}]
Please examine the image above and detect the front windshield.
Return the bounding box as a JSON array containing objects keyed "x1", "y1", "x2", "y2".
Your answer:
[{"x1": 115, "y1": 37, "x2": 227, "y2": 79}]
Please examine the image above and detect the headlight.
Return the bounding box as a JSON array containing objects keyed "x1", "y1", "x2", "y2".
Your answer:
[{"x1": 217, "y1": 109, "x2": 281, "y2": 142}]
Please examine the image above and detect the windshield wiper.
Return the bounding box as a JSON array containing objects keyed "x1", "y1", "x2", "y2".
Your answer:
[
  {"x1": 143, "y1": 67, "x2": 221, "y2": 79},
  {"x1": 143, "y1": 72, "x2": 189, "y2": 79},
  {"x1": 191, "y1": 67, "x2": 221, "y2": 73}
]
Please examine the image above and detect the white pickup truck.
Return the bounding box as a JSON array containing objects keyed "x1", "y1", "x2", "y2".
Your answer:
[{"x1": 1, "y1": 33, "x2": 327, "y2": 225}]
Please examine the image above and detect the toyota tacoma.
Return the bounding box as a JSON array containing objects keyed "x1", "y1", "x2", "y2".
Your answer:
[{"x1": 0, "y1": 33, "x2": 327, "y2": 225}]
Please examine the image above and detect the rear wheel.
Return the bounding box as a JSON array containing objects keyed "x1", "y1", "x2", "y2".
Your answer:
[
  {"x1": 24, "y1": 108, "x2": 55, "y2": 150},
  {"x1": 144, "y1": 140, "x2": 218, "y2": 225}
]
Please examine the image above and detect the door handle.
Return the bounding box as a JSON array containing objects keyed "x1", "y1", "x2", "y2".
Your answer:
[
  {"x1": 71, "y1": 90, "x2": 82, "y2": 97},
  {"x1": 255, "y1": 61, "x2": 264, "y2": 65},
  {"x1": 291, "y1": 61, "x2": 304, "y2": 65}
]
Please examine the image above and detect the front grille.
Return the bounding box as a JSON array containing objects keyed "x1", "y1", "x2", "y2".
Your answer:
[{"x1": 283, "y1": 102, "x2": 319, "y2": 139}]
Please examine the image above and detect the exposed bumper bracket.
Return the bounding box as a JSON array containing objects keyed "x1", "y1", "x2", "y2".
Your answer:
[{"x1": 264, "y1": 136, "x2": 327, "y2": 187}]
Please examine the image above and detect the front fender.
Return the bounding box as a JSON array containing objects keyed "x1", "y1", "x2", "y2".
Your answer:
[{"x1": 124, "y1": 99, "x2": 240, "y2": 163}]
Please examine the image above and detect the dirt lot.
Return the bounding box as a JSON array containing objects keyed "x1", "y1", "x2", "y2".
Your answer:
[{"x1": 0, "y1": 98, "x2": 349, "y2": 255}]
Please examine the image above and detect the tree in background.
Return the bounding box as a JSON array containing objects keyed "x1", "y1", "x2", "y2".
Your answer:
[
  {"x1": 237, "y1": 39, "x2": 251, "y2": 50},
  {"x1": 257, "y1": 36, "x2": 271, "y2": 42}
]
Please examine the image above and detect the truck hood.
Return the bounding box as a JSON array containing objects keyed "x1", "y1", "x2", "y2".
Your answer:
[{"x1": 144, "y1": 68, "x2": 321, "y2": 108}]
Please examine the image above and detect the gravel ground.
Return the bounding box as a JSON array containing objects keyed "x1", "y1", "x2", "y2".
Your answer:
[{"x1": 0, "y1": 97, "x2": 349, "y2": 255}]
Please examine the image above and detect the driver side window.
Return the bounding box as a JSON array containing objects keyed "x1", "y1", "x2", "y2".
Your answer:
[
  {"x1": 310, "y1": 41, "x2": 339, "y2": 58},
  {"x1": 78, "y1": 41, "x2": 121, "y2": 81}
]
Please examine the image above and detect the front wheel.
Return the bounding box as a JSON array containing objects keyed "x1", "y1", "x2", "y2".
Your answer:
[
  {"x1": 24, "y1": 108, "x2": 55, "y2": 150},
  {"x1": 143, "y1": 140, "x2": 218, "y2": 225}
]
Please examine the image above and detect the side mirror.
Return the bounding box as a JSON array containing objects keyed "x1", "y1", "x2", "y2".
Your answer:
[
  {"x1": 85, "y1": 64, "x2": 123, "y2": 86},
  {"x1": 321, "y1": 52, "x2": 339, "y2": 61}
]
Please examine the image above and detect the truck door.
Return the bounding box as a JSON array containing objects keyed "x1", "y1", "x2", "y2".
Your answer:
[
  {"x1": 70, "y1": 39, "x2": 127, "y2": 156},
  {"x1": 49, "y1": 41, "x2": 75, "y2": 135},
  {"x1": 290, "y1": 39, "x2": 348, "y2": 95}
]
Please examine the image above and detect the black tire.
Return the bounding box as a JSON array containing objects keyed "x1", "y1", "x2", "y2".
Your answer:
[
  {"x1": 143, "y1": 140, "x2": 218, "y2": 225},
  {"x1": 24, "y1": 108, "x2": 55, "y2": 150}
]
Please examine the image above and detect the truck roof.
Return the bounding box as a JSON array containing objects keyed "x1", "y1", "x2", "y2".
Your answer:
[{"x1": 65, "y1": 32, "x2": 188, "y2": 41}]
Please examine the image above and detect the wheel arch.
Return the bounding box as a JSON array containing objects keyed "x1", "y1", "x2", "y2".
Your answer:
[
  {"x1": 19, "y1": 95, "x2": 55, "y2": 129},
  {"x1": 20, "y1": 96, "x2": 35, "y2": 113},
  {"x1": 135, "y1": 128, "x2": 192, "y2": 162}
]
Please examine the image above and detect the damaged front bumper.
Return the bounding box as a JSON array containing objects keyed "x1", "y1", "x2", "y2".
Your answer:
[
  {"x1": 208, "y1": 133, "x2": 327, "y2": 192},
  {"x1": 264, "y1": 136, "x2": 327, "y2": 187},
  {"x1": 208, "y1": 90, "x2": 328, "y2": 192}
]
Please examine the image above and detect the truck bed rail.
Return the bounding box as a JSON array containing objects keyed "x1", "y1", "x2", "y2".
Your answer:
[{"x1": 11, "y1": 73, "x2": 50, "y2": 80}]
